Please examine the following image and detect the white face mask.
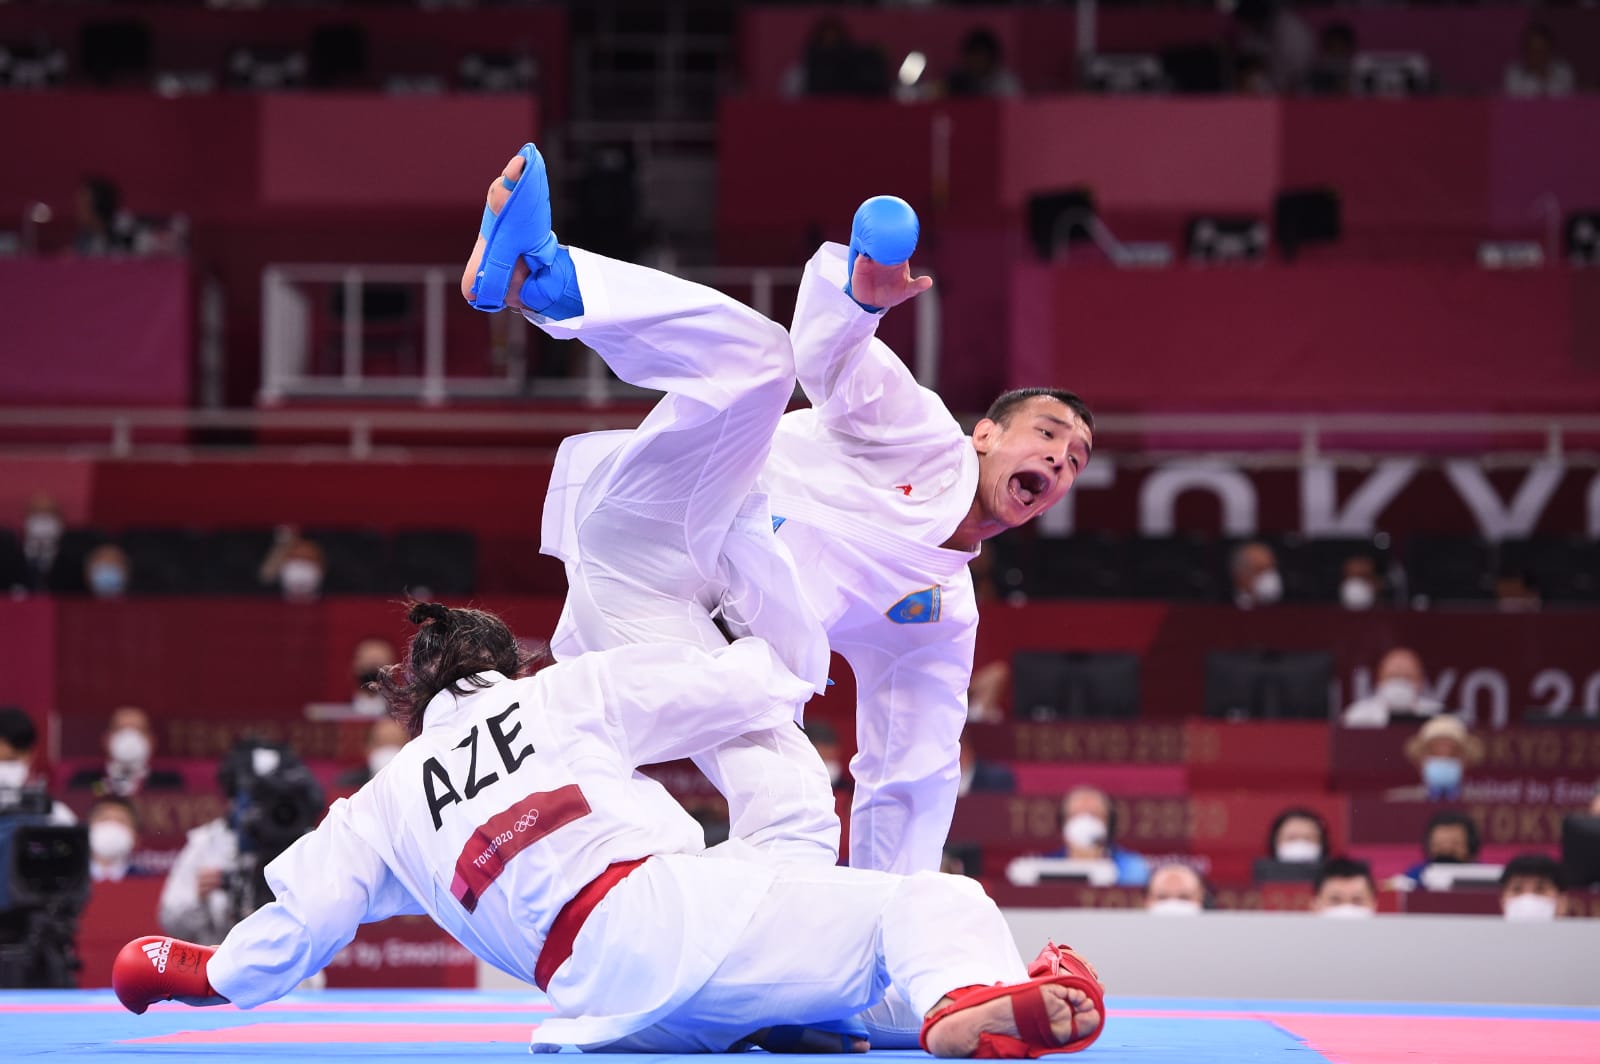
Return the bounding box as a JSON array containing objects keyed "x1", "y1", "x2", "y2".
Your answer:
[
  {"x1": 1504, "y1": 892, "x2": 1558, "y2": 923},
  {"x1": 351, "y1": 691, "x2": 388, "y2": 717},
  {"x1": 108, "y1": 728, "x2": 152, "y2": 767},
  {"x1": 1340, "y1": 577, "x2": 1376, "y2": 610},
  {"x1": 1064, "y1": 813, "x2": 1108, "y2": 852},
  {"x1": 367, "y1": 746, "x2": 401, "y2": 777},
  {"x1": 1377, "y1": 677, "x2": 1420, "y2": 710},
  {"x1": 1276, "y1": 838, "x2": 1322, "y2": 863},
  {"x1": 1320, "y1": 903, "x2": 1374, "y2": 919},
  {"x1": 1148, "y1": 898, "x2": 1202, "y2": 916},
  {"x1": 281, "y1": 559, "x2": 323, "y2": 599},
  {"x1": 1251, "y1": 569, "x2": 1283, "y2": 605},
  {"x1": 90, "y1": 820, "x2": 136, "y2": 862},
  {"x1": 0, "y1": 760, "x2": 28, "y2": 789},
  {"x1": 23, "y1": 513, "x2": 62, "y2": 551}
]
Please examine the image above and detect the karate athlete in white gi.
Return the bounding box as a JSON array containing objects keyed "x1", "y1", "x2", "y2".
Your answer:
[
  {"x1": 476, "y1": 142, "x2": 1094, "y2": 878},
  {"x1": 110, "y1": 602, "x2": 1107, "y2": 1057}
]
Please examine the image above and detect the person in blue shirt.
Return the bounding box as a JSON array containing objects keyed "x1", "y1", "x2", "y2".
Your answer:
[
  {"x1": 1401, "y1": 810, "x2": 1480, "y2": 888},
  {"x1": 1045, "y1": 784, "x2": 1150, "y2": 887}
]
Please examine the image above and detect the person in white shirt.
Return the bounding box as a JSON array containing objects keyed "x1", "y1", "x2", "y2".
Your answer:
[
  {"x1": 1504, "y1": 23, "x2": 1575, "y2": 98},
  {"x1": 1341, "y1": 646, "x2": 1444, "y2": 728},
  {"x1": 460, "y1": 143, "x2": 1095, "y2": 879},
  {"x1": 111, "y1": 602, "x2": 1107, "y2": 1057}
]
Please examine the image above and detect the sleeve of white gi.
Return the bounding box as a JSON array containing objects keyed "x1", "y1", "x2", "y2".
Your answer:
[
  {"x1": 556, "y1": 636, "x2": 815, "y2": 769},
  {"x1": 841, "y1": 612, "x2": 978, "y2": 875},
  {"x1": 789, "y1": 242, "x2": 954, "y2": 447},
  {"x1": 205, "y1": 799, "x2": 422, "y2": 1008}
]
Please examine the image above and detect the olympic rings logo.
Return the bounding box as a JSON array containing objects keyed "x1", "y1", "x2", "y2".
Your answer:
[{"x1": 514, "y1": 811, "x2": 541, "y2": 833}]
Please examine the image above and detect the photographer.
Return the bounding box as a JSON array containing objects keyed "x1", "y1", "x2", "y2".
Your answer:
[
  {"x1": 0, "y1": 707, "x2": 89, "y2": 988},
  {"x1": 159, "y1": 740, "x2": 325, "y2": 945}
]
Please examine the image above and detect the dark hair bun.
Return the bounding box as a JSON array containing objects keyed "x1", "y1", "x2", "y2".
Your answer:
[{"x1": 408, "y1": 601, "x2": 451, "y2": 626}]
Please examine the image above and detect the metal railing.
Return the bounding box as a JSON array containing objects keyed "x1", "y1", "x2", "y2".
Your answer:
[
  {"x1": 259, "y1": 262, "x2": 942, "y2": 405},
  {"x1": 5, "y1": 408, "x2": 1599, "y2": 464}
]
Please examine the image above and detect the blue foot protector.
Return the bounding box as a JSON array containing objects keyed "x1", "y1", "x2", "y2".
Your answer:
[
  {"x1": 469, "y1": 142, "x2": 584, "y2": 319},
  {"x1": 844, "y1": 195, "x2": 920, "y2": 313}
]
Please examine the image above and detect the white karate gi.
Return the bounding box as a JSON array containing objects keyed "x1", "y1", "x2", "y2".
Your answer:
[
  {"x1": 202, "y1": 644, "x2": 1027, "y2": 1052},
  {"x1": 537, "y1": 243, "x2": 979, "y2": 876}
]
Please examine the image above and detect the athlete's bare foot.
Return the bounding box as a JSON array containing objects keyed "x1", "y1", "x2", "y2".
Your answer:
[
  {"x1": 460, "y1": 153, "x2": 534, "y2": 310},
  {"x1": 923, "y1": 983, "x2": 1100, "y2": 1058}
]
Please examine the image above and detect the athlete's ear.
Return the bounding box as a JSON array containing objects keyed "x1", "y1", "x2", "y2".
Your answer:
[{"x1": 971, "y1": 418, "x2": 1000, "y2": 454}]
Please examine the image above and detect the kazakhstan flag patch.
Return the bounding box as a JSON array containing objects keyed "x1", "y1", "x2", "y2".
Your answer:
[{"x1": 886, "y1": 586, "x2": 941, "y2": 624}]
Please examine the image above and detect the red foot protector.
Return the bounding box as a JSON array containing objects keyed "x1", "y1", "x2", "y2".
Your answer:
[
  {"x1": 112, "y1": 936, "x2": 227, "y2": 1014},
  {"x1": 921, "y1": 941, "x2": 1107, "y2": 1058}
]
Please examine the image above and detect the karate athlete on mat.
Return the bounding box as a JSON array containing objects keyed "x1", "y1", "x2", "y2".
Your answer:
[
  {"x1": 500, "y1": 144, "x2": 1094, "y2": 880},
  {"x1": 110, "y1": 606, "x2": 1105, "y2": 1056}
]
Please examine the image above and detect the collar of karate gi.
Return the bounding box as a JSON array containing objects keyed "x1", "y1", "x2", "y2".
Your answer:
[{"x1": 421, "y1": 670, "x2": 509, "y2": 728}]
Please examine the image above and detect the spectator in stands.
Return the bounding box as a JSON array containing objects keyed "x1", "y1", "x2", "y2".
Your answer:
[
  {"x1": 83, "y1": 543, "x2": 132, "y2": 599},
  {"x1": 74, "y1": 176, "x2": 133, "y2": 256},
  {"x1": 87, "y1": 795, "x2": 140, "y2": 883},
  {"x1": 783, "y1": 15, "x2": 890, "y2": 99},
  {"x1": 1499, "y1": 853, "x2": 1568, "y2": 921},
  {"x1": 1311, "y1": 856, "x2": 1377, "y2": 918},
  {"x1": 1307, "y1": 21, "x2": 1357, "y2": 96},
  {"x1": 966, "y1": 659, "x2": 1008, "y2": 723},
  {"x1": 1267, "y1": 807, "x2": 1327, "y2": 865},
  {"x1": 957, "y1": 735, "x2": 1015, "y2": 797},
  {"x1": 1047, "y1": 784, "x2": 1150, "y2": 887},
  {"x1": 1590, "y1": 787, "x2": 1600, "y2": 816},
  {"x1": 349, "y1": 636, "x2": 398, "y2": 717},
  {"x1": 67, "y1": 705, "x2": 183, "y2": 798},
  {"x1": 1504, "y1": 23, "x2": 1575, "y2": 98},
  {"x1": 18, "y1": 493, "x2": 64, "y2": 592},
  {"x1": 0, "y1": 706, "x2": 76, "y2": 825},
  {"x1": 943, "y1": 28, "x2": 1021, "y2": 99},
  {"x1": 1399, "y1": 809, "x2": 1481, "y2": 889},
  {"x1": 337, "y1": 717, "x2": 411, "y2": 789},
  {"x1": 805, "y1": 720, "x2": 849, "y2": 791},
  {"x1": 1342, "y1": 647, "x2": 1443, "y2": 728},
  {"x1": 1145, "y1": 864, "x2": 1207, "y2": 915},
  {"x1": 1403, "y1": 716, "x2": 1483, "y2": 802},
  {"x1": 1338, "y1": 552, "x2": 1383, "y2": 611},
  {"x1": 1494, "y1": 568, "x2": 1541, "y2": 613},
  {"x1": 258, "y1": 529, "x2": 325, "y2": 602},
  {"x1": 1229, "y1": 540, "x2": 1283, "y2": 609},
  {"x1": 1230, "y1": 0, "x2": 1315, "y2": 95}
]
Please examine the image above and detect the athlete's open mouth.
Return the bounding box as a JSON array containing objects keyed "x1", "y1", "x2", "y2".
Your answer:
[{"x1": 1008, "y1": 471, "x2": 1049, "y2": 506}]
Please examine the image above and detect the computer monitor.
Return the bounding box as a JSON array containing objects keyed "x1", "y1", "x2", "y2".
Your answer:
[
  {"x1": 1561, "y1": 814, "x2": 1600, "y2": 888},
  {"x1": 1252, "y1": 858, "x2": 1318, "y2": 885},
  {"x1": 1204, "y1": 649, "x2": 1334, "y2": 721}
]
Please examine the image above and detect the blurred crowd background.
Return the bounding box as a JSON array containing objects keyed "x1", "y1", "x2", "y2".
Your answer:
[{"x1": 1, "y1": 0, "x2": 1598, "y2": 992}]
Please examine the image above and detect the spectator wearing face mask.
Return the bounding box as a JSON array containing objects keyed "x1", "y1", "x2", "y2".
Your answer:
[
  {"x1": 0, "y1": 706, "x2": 76, "y2": 825},
  {"x1": 87, "y1": 795, "x2": 141, "y2": 882},
  {"x1": 337, "y1": 717, "x2": 411, "y2": 789},
  {"x1": 83, "y1": 544, "x2": 132, "y2": 599},
  {"x1": 1399, "y1": 810, "x2": 1481, "y2": 889},
  {"x1": 1341, "y1": 647, "x2": 1444, "y2": 728},
  {"x1": 1311, "y1": 856, "x2": 1377, "y2": 918},
  {"x1": 1337, "y1": 553, "x2": 1383, "y2": 611},
  {"x1": 18, "y1": 493, "x2": 65, "y2": 592},
  {"x1": 1145, "y1": 864, "x2": 1207, "y2": 916},
  {"x1": 1499, "y1": 853, "x2": 1568, "y2": 922},
  {"x1": 1045, "y1": 785, "x2": 1150, "y2": 887},
  {"x1": 1267, "y1": 807, "x2": 1327, "y2": 865},
  {"x1": 259, "y1": 530, "x2": 326, "y2": 603},
  {"x1": 349, "y1": 637, "x2": 398, "y2": 717},
  {"x1": 1402, "y1": 716, "x2": 1483, "y2": 802},
  {"x1": 67, "y1": 706, "x2": 184, "y2": 798},
  {"x1": 1229, "y1": 540, "x2": 1283, "y2": 609}
]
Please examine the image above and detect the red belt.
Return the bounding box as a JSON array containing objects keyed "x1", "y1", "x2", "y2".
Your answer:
[{"x1": 534, "y1": 856, "x2": 650, "y2": 991}]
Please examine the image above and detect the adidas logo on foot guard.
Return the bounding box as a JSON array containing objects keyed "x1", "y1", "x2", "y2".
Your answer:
[{"x1": 142, "y1": 938, "x2": 172, "y2": 973}]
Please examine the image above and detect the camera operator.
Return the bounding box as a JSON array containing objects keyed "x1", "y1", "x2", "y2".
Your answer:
[
  {"x1": 0, "y1": 707, "x2": 90, "y2": 988},
  {"x1": 159, "y1": 740, "x2": 325, "y2": 946}
]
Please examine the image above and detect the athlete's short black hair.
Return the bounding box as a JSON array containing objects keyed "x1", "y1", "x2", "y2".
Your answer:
[{"x1": 984, "y1": 388, "x2": 1094, "y2": 432}]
